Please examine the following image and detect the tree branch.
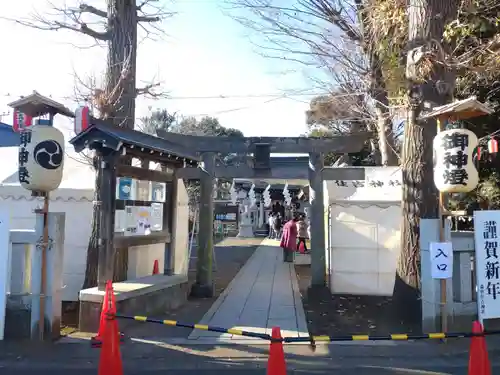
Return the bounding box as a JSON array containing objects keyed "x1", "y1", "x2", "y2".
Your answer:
[
  {"x1": 138, "y1": 15, "x2": 161, "y2": 22},
  {"x1": 4, "y1": 17, "x2": 110, "y2": 40},
  {"x1": 78, "y1": 4, "x2": 107, "y2": 18},
  {"x1": 136, "y1": 82, "x2": 168, "y2": 98}
]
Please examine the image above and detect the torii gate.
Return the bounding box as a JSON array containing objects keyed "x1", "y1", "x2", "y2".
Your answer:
[{"x1": 157, "y1": 130, "x2": 371, "y2": 296}]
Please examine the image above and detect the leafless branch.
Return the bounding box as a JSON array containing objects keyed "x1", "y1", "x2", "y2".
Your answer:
[
  {"x1": 1, "y1": 1, "x2": 110, "y2": 42},
  {"x1": 136, "y1": 82, "x2": 169, "y2": 99},
  {"x1": 1, "y1": 0, "x2": 176, "y2": 47},
  {"x1": 226, "y1": 0, "x2": 399, "y2": 164}
]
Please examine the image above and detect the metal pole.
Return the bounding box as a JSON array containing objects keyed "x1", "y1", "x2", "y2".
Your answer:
[{"x1": 39, "y1": 194, "x2": 49, "y2": 340}]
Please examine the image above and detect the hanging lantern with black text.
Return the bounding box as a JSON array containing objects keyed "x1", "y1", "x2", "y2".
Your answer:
[
  {"x1": 433, "y1": 128, "x2": 479, "y2": 193},
  {"x1": 18, "y1": 124, "x2": 65, "y2": 193}
]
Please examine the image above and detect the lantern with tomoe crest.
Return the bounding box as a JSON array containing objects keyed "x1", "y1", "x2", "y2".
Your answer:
[
  {"x1": 433, "y1": 128, "x2": 479, "y2": 193},
  {"x1": 18, "y1": 123, "x2": 65, "y2": 193}
]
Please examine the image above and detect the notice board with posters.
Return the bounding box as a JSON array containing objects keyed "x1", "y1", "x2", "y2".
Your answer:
[{"x1": 214, "y1": 202, "x2": 239, "y2": 235}]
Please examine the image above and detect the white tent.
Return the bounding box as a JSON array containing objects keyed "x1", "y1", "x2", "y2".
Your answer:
[{"x1": 0, "y1": 145, "x2": 96, "y2": 301}]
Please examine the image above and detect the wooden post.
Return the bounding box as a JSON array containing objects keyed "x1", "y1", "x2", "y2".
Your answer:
[
  {"x1": 436, "y1": 117, "x2": 447, "y2": 335},
  {"x1": 39, "y1": 194, "x2": 49, "y2": 340},
  {"x1": 190, "y1": 152, "x2": 216, "y2": 297},
  {"x1": 308, "y1": 152, "x2": 326, "y2": 287},
  {"x1": 97, "y1": 150, "x2": 118, "y2": 290}
]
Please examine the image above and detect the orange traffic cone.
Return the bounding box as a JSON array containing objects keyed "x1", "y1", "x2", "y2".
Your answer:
[
  {"x1": 91, "y1": 280, "x2": 112, "y2": 347},
  {"x1": 267, "y1": 327, "x2": 286, "y2": 375},
  {"x1": 91, "y1": 281, "x2": 124, "y2": 348},
  {"x1": 469, "y1": 321, "x2": 491, "y2": 375},
  {"x1": 152, "y1": 259, "x2": 159, "y2": 275},
  {"x1": 98, "y1": 280, "x2": 123, "y2": 375}
]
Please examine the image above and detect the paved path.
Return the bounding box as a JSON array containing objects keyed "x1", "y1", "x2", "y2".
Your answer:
[{"x1": 188, "y1": 239, "x2": 308, "y2": 343}]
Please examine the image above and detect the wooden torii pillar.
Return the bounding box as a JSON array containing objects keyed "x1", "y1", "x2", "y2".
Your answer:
[{"x1": 158, "y1": 131, "x2": 371, "y2": 296}]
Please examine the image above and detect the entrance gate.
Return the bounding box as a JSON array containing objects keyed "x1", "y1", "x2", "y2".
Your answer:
[{"x1": 157, "y1": 130, "x2": 370, "y2": 296}]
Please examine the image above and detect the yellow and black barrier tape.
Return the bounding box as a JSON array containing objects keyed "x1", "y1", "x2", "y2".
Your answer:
[
  {"x1": 115, "y1": 314, "x2": 272, "y2": 340},
  {"x1": 113, "y1": 313, "x2": 500, "y2": 343}
]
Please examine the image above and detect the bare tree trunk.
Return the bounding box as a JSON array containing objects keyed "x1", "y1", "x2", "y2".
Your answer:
[
  {"x1": 395, "y1": 0, "x2": 459, "y2": 327},
  {"x1": 371, "y1": 58, "x2": 398, "y2": 166},
  {"x1": 104, "y1": 1, "x2": 138, "y2": 126},
  {"x1": 82, "y1": 156, "x2": 102, "y2": 289},
  {"x1": 107, "y1": 1, "x2": 137, "y2": 282},
  {"x1": 357, "y1": 0, "x2": 399, "y2": 167},
  {"x1": 84, "y1": 1, "x2": 139, "y2": 285}
]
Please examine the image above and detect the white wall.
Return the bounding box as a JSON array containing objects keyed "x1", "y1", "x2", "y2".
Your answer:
[
  {"x1": 128, "y1": 243, "x2": 165, "y2": 279},
  {"x1": 172, "y1": 179, "x2": 190, "y2": 276},
  {"x1": 0, "y1": 193, "x2": 93, "y2": 302},
  {"x1": 1, "y1": 180, "x2": 189, "y2": 300},
  {"x1": 328, "y1": 203, "x2": 400, "y2": 296},
  {"x1": 324, "y1": 166, "x2": 402, "y2": 297}
]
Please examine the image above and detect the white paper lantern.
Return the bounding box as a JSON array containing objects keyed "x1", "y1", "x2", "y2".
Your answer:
[
  {"x1": 433, "y1": 128, "x2": 478, "y2": 193},
  {"x1": 18, "y1": 124, "x2": 65, "y2": 193}
]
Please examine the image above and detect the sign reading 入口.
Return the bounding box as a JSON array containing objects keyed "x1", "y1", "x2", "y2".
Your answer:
[
  {"x1": 474, "y1": 210, "x2": 500, "y2": 323},
  {"x1": 429, "y1": 242, "x2": 453, "y2": 279}
]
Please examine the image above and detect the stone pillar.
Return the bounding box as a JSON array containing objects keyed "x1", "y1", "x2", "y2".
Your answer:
[
  {"x1": 32, "y1": 212, "x2": 65, "y2": 340},
  {"x1": 191, "y1": 152, "x2": 215, "y2": 298},
  {"x1": 420, "y1": 218, "x2": 452, "y2": 332},
  {"x1": 237, "y1": 199, "x2": 254, "y2": 237},
  {"x1": 259, "y1": 198, "x2": 264, "y2": 227},
  {"x1": 308, "y1": 152, "x2": 326, "y2": 287}
]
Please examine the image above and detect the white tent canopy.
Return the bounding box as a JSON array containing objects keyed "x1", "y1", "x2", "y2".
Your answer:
[{"x1": 0, "y1": 146, "x2": 95, "y2": 201}]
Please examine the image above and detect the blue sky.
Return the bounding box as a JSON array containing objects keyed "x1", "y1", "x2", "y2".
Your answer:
[{"x1": 0, "y1": 0, "x2": 327, "y2": 138}]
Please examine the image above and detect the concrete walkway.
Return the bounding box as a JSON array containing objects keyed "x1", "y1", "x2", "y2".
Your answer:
[{"x1": 188, "y1": 239, "x2": 309, "y2": 343}]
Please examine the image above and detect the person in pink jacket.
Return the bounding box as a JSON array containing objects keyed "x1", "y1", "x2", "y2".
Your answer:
[{"x1": 280, "y1": 216, "x2": 298, "y2": 262}]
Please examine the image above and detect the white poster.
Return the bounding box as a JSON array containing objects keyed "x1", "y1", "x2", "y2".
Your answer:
[
  {"x1": 429, "y1": 242, "x2": 453, "y2": 279},
  {"x1": 124, "y1": 206, "x2": 153, "y2": 236},
  {"x1": 124, "y1": 206, "x2": 136, "y2": 236},
  {"x1": 150, "y1": 203, "x2": 163, "y2": 231},
  {"x1": 114, "y1": 210, "x2": 126, "y2": 233},
  {"x1": 474, "y1": 210, "x2": 500, "y2": 322},
  {"x1": 135, "y1": 180, "x2": 152, "y2": 201},
  {"x1": 136, "y1": 206, "x2": 152, "y2": 236},
  {"x1": 0, "y1": 212, "x2": 10, "y2": 340}
]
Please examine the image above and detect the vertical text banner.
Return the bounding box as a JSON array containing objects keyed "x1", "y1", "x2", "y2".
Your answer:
[
  {"x1": 474, "y1": 210, "x2": 500, "y2": 322},
  {"x1": 430, "y1": 242, "x2": 453, "y2": 279}
]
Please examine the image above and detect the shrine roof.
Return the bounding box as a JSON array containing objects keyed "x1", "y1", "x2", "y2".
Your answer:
[{"x1": 70, "y1": 119, "x2": 200, "y2": 164}]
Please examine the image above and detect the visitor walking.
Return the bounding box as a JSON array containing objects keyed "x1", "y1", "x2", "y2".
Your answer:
[
  {"x1": 296, "y1": 215, "x2": 309, "y2": 254},
  {"x1": 268, "y1": 213, "x2": 275, "y2": 239},
  {"x1": 280, "y1": 216, "x2": 298, "y2": 262},
  {"x1": 273, "y1": 213, "x2": 282, "y2": 240}
]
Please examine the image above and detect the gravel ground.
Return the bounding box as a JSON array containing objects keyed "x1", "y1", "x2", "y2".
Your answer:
[
  {"x1": 295, "y1": 265, "x2": 419, "y2": 337},
  {"x1": 103, "y1": 237, "x2": 262, "y2": 339}
]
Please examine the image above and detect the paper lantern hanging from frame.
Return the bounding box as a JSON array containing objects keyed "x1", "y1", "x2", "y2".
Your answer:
[
  {"x1": 18, "y1": 124, "x2": 65, "y2": 193},
  {"x1": 433, "y1": 128, "x2": 478, "y2": 193}
]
